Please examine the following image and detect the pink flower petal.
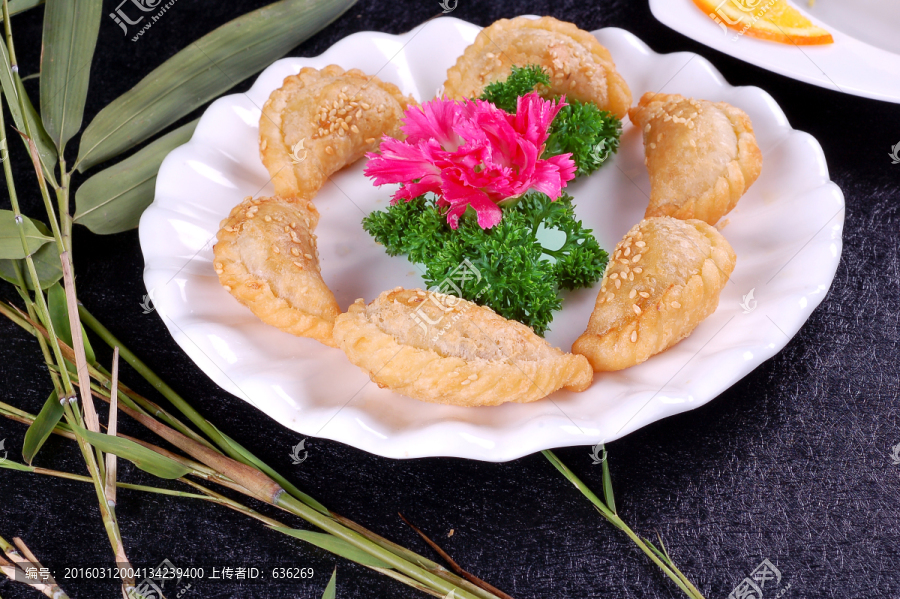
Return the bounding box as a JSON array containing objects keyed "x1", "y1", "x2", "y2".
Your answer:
[
  {"x1": 439, "y1": 171, "x2": 502, "y2": 229},
  {"x1": 391, "y1": 175, "x2": 443, "y2": 204},
  {"x1": 364, "y1": 138, "x2": 442, "y2": 185},
  {"x1": 530, "y1": 153, "x2": 576, "y2": 199},
  {"x1": 401, "y1": 98, "x2": 467, "y2": 150},
  {"x1": 512, "y1": 92, "x2": 566, "y2": 147},
  {"x1": 366, "y1": 93, "x2": 576, "y2": 229}
]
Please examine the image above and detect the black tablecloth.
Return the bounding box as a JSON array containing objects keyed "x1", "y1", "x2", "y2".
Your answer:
[{"x1": 1, "y1": 1, "x2": 898, "y2": 598}]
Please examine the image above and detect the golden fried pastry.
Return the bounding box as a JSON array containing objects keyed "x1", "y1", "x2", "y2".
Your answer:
[
  {"x1": 213, "y1": 196, "x2": 340, "y2": 347},
  {"x1": 628, "y1": 92, "x2": 762, "y2": 225},
  {"x1": 572, "y1": 217, "x2": 736, "y2": 372},
  {"x1": 259, "y1": 65, "x2": 416, "y2": 198},
  {"x1": 443, "y1": 16, "x2": 632, "y2": 119},
  {"x1": 333, "y1": 288, "x2": 593, "y2": 406}
]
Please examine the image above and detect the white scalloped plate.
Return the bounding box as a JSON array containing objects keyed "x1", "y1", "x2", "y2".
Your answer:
[
  {"x1": 650, "y1": 0, "x2": 900, "y2": 104},
  {"x1": 140, "y1": 16, "x2": 844, "y2": 461}
]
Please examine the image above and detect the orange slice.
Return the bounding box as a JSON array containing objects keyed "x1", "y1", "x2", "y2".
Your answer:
[{"x1": 693, "y1": 0, "x2": 834, "y2": 45}]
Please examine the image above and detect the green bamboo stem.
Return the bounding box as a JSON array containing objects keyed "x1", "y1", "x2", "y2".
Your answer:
[
  {"x1": 0, "y1": 400, "x2": 71, "y2": 433},
  {"x1": 0, "y1": 534, "x2": 70, "y2": 599},
  {"x1": 93, "y1": 363, "x2": 221, "y2": 454},
  {"x1": 329, "y1": 512, "x2": 496, "y2": 599},
  {"x1": 0, "y1": 398, "x2": 245, "y2": 498},
  {"x1": 5, "y1": 445, "x2": 472, "y2": 599},
  {"x1": 644, "y1": 533, "x2": 702, "y2": 595},
  {"x1": 275, "y1": 493, "x2": 480, "y2": 599},
  {"x1": 77, "y1": 307, "x2": 495, "y2": 599},
  {"x1": 0, "y1": 114, "x2": 110, "y2": 578},
  {"x1": 0, "y1": 399, "x2": 488, "y2": 599},
  {"x1": 3, "y1": 461, "x2": 210, "y2": 500},
  {"x1": 0, "y1": 313, "x2": 495, "y2": 599},
  {"x1": 1, "y1": 0, "x2": 57, "y2": 189},
  {"x1": 78, "y1": 305, "x2": 326, "y2": 512},
  {"x1": 0, "y1": 91, "x2": 72, "y2": 397},
  {"x1": 542, "y1": 451, "x2": 704, "y2": 599},
  {"x1": 57, "y1": 162, "x2": 72, "y2": 255},
  {"x1": 7, "y1": 302, "x2": 499, "y2": 598},
  {"x1": 3, "y1": 303, "x2": 217, "y2": 457},
  {"x1": 0, "y1": 299, "x2": 32, "y2": 332},
  {"x1": 82, "y1": 361, "x2": 221, "y2": 453},
  {"x1": 10, "y1": 261, "x2": 62, "y2": 395},
  {"x1": 60, "y1": 400, "x2": 123, "y2": 549}
]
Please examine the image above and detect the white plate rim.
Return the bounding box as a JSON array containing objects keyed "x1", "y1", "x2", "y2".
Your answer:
[{"x1": 140, "y1": 16, "x2": 845, "y2": 462}]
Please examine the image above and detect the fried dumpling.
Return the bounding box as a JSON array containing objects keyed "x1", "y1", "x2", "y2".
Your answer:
[
  {"x1": 628, "y1": 92, "x2": 762, "y2": 225},
  {"x1": 213, "y1": 196, "x2": 340, "y2": 347},
  {"x1": 333, "y1": 288, "x2": 593, "y2": 407},
  {"x1": 572, "y1": 217, "x2": 736, "y2": 372},
  {"x1": 443, "y1": 16, "x2": 632, "y2": 119},
  {"x1": 259, "y1": 65, "x2": 416, "y2": 198}
]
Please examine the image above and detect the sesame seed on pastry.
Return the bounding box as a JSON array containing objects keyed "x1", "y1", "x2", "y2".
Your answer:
[
  {"x1": 442, "y1": 16, "x2": 632, "y2": 120},
  {"x1": 628, "y1": 92, "x2": 762, "y2": 226},
  {"x1": 333, "y1": 288, "x2": 594, "y2": 407},
  {"x1": 213, "y1": 195, "x2": 340, "y2": 347},
  {"x1": 573, "y1": 217, "x2": 736, "y2": 372},
  {"x1": 259, "y1": 64, "x2": 417, "y2": 198}
]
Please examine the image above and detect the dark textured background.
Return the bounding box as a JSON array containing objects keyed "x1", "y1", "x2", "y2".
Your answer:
[{"x1": 1, "y1": 1, "x2": 899, "y2": 598}]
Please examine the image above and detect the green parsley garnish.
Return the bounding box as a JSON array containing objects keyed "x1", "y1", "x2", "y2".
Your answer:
[
  {"x1": 362, "y1": 192, "x2": 608, "y2": 335},
  {"x1": 543, "y1": 99, "x2": 622, "y2": 177},
  {"x1": 479, "y1": 64, "x2": 622, "y2": 177},
  {"x1": 480, "y1": 64, "x2": 551, "y2": 113}
]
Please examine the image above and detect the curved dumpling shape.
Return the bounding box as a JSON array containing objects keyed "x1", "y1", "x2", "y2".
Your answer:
[
  {"x1": 628, "y1": 92, "x2": 762, "y2": 225},
  {"x1": 333, "y1": 288, "x2": 593, "y2": 406},
  {"x1": 213, "y1": 196, "x2": 340, "y2": 347},
  {"x1": 443, "y1": 16, "x2": 632, "y2": 119},
  {"x1": 259, "y1": 65, "x2": 417, "y2": 198},
  {"x1": 572, "y1": 217, "x2": 736, "y2": 372}
]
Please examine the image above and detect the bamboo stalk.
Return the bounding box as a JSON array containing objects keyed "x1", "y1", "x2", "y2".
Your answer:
[
  {"x1": 0, "y1": 534, "x2": 69, "y2": 599},
  {"x1": 542, "y1": 451, "x2": 705, "y2": 599},
  {"x1": 60, "y1": 254, "x2": 100, "y2": 433},
  {"x1": 105, "y1": 348, "x2": 120, "y2": 504},
  {"x1": 2, "y1": 305, "x2": 504, "y2": 598},
  {"x1": 77, "y1": 305, "x2": 501, "y2": 597},
  {"x1": 77, "y1": 306, "x2": 324, "y2": 509},
  {"x1": 0, "y1": 91, "x2": 72, "y2": 398},
  {"x1": 77, "y1": 376, "x2": 487, "y2": 598},
  {"x1": 399, "y1": 514, "x2": 512, "y2": 599},
  {"x1": 6, "y1": 458, "x2": 473, "y2": 599},
  {"x1": 94, "y1": 364, "x2": 221, "y2": 453},
  {"x1": 328, "y1": 512, "x2": 495, "y2": 599},
  {"x1": 0, "y1": 0, "x2": 57, "y2": 188},
  {"x1": 9, "y1": 262, "x2": 62, "y2": 396}
]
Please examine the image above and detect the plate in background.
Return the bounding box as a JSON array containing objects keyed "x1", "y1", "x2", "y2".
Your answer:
[{"x1": 650, "y1": 0, "x2": 900, "y2": 104}]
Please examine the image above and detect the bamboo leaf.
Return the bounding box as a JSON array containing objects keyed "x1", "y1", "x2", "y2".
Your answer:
[
  {"x1": 73, "y1": 425, "x2": 192, "y2": 479},
  {"x1": 643, "y1": 538, "x2": 671, "y2": 566},
  {"x1": 0, "y1": 0, "x2": 46, "y2": 22},
  {"x1": 271, "y1": 527, "x2": 393, "y2": 569},
  {"x1": 73, "y1": 118, "x2": 198, "y2": 234},
  {"x1": 75, "y1": 0, "x2": 357, "y2": 172},
  {"x1": 600, "y1": 445, "x2": 616, "y2": 515},
  {"x1": 0, "y1": 25, "x2": 57, "y2": 170},
  {"x1": 321, "y1": 569, "x2": 336, "y2": 599},
  {"x1": 47, "y1": 282, "x2": 96, "y2": 365},
  {"x1": 22, "y1": 390, "x2": 64, "y2": 465},
  {"x1": 0, "y1": 459, "x2": 35, "y2": 473},
  {"x1": 0, "y1": 210, "x2": 52, "y2": 259},
  {"x1": 39, "y1": 0, "x2": 102, "y2": 152},
  {"x1": 0, "y1": 221, "x2": 62, "y2": 290}
]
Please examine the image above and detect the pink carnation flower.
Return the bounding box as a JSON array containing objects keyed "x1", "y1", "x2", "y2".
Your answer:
[{"x1": 364, "y1": 92, "x2": 576, "y2": 229}]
